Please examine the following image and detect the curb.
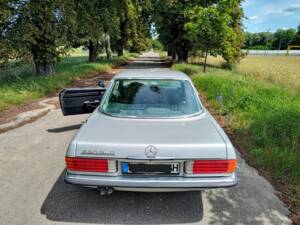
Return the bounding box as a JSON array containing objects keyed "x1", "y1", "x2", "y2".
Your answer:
[{"x1": 0, "y1": 97, "x2": 57, "y2": 132}]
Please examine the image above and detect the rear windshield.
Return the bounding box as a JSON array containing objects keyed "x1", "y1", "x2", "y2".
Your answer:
[{"x1": 101, "y1": 79, "x2": 201, "y2": 118}]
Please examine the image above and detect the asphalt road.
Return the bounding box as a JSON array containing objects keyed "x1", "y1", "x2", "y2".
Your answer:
[{"x1": 0, "y1": 52, "x2": 292, "y2": 225}]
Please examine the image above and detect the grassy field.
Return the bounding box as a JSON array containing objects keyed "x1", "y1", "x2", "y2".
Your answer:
[
  {"x1": 0, "y1": 50, "x2": 138, "y2": 112},
  {"x1": 189, "y1": 55, "x2": 300, "y2": 92},
  {"x1": 173, "y1": 62, "x2": 300, "y2": 208}
]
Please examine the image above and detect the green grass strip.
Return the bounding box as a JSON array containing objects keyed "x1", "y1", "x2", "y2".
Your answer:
[{"x1": 173, "y1": 63, "x2": 300, "y2": 185}]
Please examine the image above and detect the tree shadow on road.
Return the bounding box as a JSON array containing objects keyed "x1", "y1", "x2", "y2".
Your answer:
[
  {"x1": 200, "y1": 156, "x2": 291, "y2": 225},
  {"x1": 40, "y1": 170, "x2": 203, "y2": 224}
]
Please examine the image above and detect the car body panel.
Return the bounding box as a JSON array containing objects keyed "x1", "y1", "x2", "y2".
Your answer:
[
  {"x1": 63, "y1": 69, "x2": 237, "y2": 191},
  {"x1": 72, "y1": 110, "x2": 228, "y2": 160}
]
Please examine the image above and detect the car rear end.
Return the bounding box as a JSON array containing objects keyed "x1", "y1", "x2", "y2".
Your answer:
[
  {"x1": 64, "y1": 157, "x2": 237, "y2": 192},
  {"x1": 63, "y1": 74, "x2": 237, "y2": 192}
]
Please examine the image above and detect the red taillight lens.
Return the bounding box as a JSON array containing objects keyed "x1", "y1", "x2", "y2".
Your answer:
[
  {"x1": 65, "y1": 157, "x2": 116, "y2": 173},
  {"x1": 185, "y1": 160, "x2": 237, "y2": 174}
]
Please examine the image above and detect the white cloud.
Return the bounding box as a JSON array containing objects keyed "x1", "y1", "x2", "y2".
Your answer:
[{"x1": 249, "y1": 15, "x2": 258, "y2": 20}]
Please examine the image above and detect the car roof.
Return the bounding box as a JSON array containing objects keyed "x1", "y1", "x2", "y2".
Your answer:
[{"x1": 113, "y1": 69, "x2": 191, "y2": 80}]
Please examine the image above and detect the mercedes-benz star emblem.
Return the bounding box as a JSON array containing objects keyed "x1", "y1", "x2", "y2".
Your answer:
[{"x1": 145, "y1": 145, "x2": 157, "y2": 158}]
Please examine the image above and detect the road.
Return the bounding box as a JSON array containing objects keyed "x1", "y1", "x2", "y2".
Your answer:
[{"x1": 0, "y1": 52, "x2": 291, "y2": 225}]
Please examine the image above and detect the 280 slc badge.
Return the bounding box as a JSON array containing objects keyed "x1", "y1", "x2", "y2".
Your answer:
[{"x1": 81, "y1": 150, "x2": 115, "y2": 156}]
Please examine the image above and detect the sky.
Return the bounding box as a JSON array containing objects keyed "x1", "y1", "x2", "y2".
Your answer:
[{"x1": 242, "y1": 0, "x2": 300, "y2": 33}]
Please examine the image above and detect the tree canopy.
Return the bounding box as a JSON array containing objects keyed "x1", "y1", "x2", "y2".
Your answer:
[
  {"x1": 152, "y1": 0, "x2": 244, "y2": 65},
  {"x1": 1, "y1": 0, "x2": 75, "y2": 75},
  {"x1": 0, "y1": 0, "x2": 247, "y2": 75}
]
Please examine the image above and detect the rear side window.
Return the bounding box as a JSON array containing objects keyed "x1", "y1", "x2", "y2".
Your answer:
[{"x1": 101, "y1": 79, "x2": 201, "y2": 118}]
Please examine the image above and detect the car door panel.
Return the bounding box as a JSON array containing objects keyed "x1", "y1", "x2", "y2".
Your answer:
[{"x1": 59, "y1": 88, "x2": 106, "y2": 115}]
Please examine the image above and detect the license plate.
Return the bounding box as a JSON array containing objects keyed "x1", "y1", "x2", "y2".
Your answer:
[{"x1": 122, "y1": 162, "x2": 180, "y2": 175}]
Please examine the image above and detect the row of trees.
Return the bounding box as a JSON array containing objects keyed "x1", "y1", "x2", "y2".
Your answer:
[
  {"x1": 1, "y1": 0, "x2": 245, "y2": 75},
  {"x1": 0, "y1": 0, "x2": 152, "y2": 75},
  {"x1": 244, "y1": 25, "x2": 300, "y2": 50},
  {"x1": 152, "y1": 0, "x2": 245, "y2": 70}
]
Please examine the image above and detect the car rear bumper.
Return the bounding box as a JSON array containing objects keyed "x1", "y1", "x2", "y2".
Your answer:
[{"x1": 64, "y1": 171, "x2": 237, "y2": 191}]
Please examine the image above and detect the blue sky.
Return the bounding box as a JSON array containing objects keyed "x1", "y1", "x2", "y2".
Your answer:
[{"x1": 243, "y1": 0, "x2": 300, "y2": 32}]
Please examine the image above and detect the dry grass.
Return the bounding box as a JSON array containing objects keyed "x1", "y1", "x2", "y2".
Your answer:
[{"x1": 190, "y1": 55, "x2": 300, "y2": 91}]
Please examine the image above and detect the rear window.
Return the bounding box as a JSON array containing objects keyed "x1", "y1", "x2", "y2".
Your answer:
[{"x1": 101, "y1": 79, "x2": 201, "y2": 118}]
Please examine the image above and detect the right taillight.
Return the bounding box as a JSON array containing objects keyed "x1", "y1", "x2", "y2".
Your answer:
[{"x1": 185, "y1": 159, "x2": 237, "y2": 174}]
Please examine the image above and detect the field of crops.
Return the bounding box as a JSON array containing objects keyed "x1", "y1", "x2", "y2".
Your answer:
[{"x1": 189, "y1": 55, "x2": 300, "y2": 92}]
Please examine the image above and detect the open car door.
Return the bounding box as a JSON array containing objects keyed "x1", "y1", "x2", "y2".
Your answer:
[{"x1": 59, "y1": 88, "x2": 106, "y2": 116}]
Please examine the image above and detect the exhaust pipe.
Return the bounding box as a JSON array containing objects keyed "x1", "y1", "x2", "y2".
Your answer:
[{"x1": 98, "y1": 186, "x2": 114, "y2": 196}]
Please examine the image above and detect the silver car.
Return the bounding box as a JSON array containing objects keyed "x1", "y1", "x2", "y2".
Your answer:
[{"x1": 60, "y1": 69, "x2": 237, "y2": 193}]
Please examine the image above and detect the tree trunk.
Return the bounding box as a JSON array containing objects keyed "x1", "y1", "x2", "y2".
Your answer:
[
  {"x1": 87, "y1": 40, "x2": 98, "y2": 63},
  {"x1": 117, "y1": 40, "x2": 124, "y2": 56},
  {"x1": 32, "y1": 47, "x2": 55, "y2": 76},
  {"x1": 117, "y1": 19, "x2": 126, "y2": 56},
  {"x1": 167, "y1": 50, "x2": 172, "y2": 56},
  {"x1": 172, "y1": 49, "x2": 177, "y2": 61},
  {"x1": 203, "y1": 50, "x2": 208, "y2": 73},
  {"x1": 177, "y1": 46, "x2": 188, "y2": 63},
  {"x1": 34, "y1": 61, "x2": 55, "y2": 76},
  {"x1": 104, "y1": 34, "x2": 112, "y2": 60}
]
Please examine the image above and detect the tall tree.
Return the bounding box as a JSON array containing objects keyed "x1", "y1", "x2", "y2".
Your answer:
[
  {"x1": 273, "y1": 28, "x2": 296, "y2": 50},
  {"x1": 185, "y1": 0, "x2": 244, "y2": 67},
  {"x1": 1, "y1": 0, "x2": 75, "y2": 75},
  {"x1": 293, "y1": 24, "x2": 300, "y2": 45},
  {"x1": 217, "y1": 0, "x2": 245, "y2": 64},
  {"x1": 185, "y1": 5, "x2": 226, "y2": 72},
  {"x1": 72, "y1": 0, "x2": 107, "y2": 62},
  {"x1": 0, "y1": 0, "x2": 14, "y2": 64},
  {"x1": 152, "y1": 0, "x2": 192, "y2": 62},
  {"x1": 115, "y1": 0, "x2": 150, "y2": 56},
  {"x1": 98, "y1": 0, "x2": 120, "y2": 60}
]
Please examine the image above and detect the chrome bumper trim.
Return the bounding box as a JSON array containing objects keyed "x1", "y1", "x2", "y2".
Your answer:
[{"x1": 64, "y1": 171, "x2": 237, "y2": 189}]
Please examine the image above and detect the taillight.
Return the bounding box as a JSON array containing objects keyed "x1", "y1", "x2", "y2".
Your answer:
[
  {"x1": 185, "y1": 160, "x2": 237, "y2": 174},
  {"x1": 65, "y1": 157, "x2": 116, "y2": 173}
]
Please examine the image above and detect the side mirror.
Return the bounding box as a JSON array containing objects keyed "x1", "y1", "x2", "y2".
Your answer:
[{"x1": 98, "y1": 80, "x2": 105, "y2": 88}]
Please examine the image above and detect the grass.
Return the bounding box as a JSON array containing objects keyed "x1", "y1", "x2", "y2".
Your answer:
[
  {"x1": 173, "y1": 63, "x2": 300, "y2": 207},
  {"x1": 188, "y1": 55, "x2": 300, "y2": 91},
  {"x1": 0, "y1": 51, "x2": 138, "y2": 112}
]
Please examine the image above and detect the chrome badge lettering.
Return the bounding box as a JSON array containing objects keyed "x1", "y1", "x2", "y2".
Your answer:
[{"x1": 81, "y1": 150, "x2": 115, "y2": 156}]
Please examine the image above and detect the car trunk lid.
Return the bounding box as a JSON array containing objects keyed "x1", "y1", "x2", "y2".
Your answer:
[{"x1": 75, "y1": 111, "x2": 227, "y2": 159}]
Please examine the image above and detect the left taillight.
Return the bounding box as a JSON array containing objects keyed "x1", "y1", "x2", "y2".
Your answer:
[{"x1": 65, "y1": 157, "x2": 116, "y2": 173}]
